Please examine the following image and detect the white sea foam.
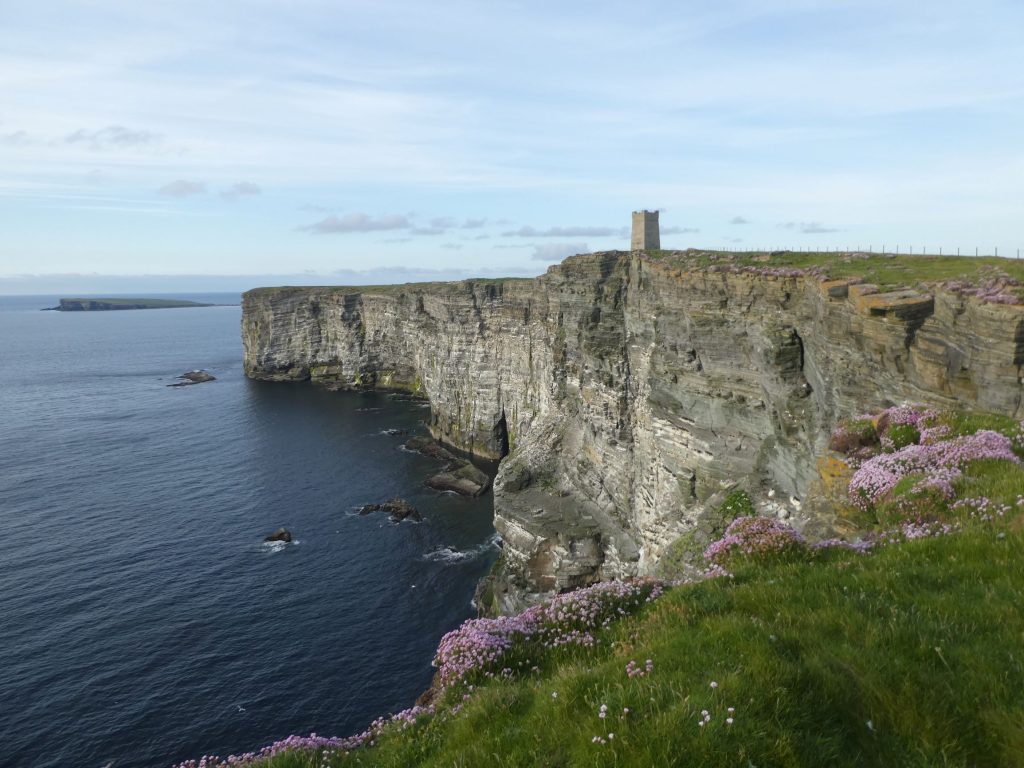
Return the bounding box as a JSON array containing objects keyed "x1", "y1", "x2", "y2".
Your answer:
[
  {"x1": 423, "y1": 546, "x2": 474, "y2": 563},
  {"x1": 261, "y1": 539, "x2": 299, "y2": 553},
  {"x1": 422, "y1": 533, "x2": 502, "y2": 564}
]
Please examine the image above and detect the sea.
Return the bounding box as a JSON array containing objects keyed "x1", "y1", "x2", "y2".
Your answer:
[{"x1": 0, "y1": 294, "x2": 499, "y2": 768}]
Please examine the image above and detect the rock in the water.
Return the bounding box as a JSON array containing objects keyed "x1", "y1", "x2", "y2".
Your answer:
[
  {"x1": 405, "y1": 436, "x2": 491, "y2": 496},
  {"x1": 382, "y1": 428, "x2": 409, "y2": 436},
  {"x1": 403, "y1": 436, "x2": 456, "y2": 462},
  {"x1": 357, "y1": 498, "x2": 422, "y2": 522},
  {"x1": 426, "y1": 461, "x2": 490, "y2": 497},
  {"x1": 264, "y1": 527, "x2": 292, "y2": 543},
  {"x1": 168, "y1": 369, "x2": 216, "y2": 387}
]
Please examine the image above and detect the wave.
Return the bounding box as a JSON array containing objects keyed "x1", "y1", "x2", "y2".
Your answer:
[
  {"x1": 261, "y1": 539, "x2": 299, "y2": 553},
  {"x1": 422, "y1": 533, "x2": 501, "y2": 564}
]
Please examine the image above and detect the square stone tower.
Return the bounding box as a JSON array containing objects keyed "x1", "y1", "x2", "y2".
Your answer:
[{"x1": 631, "y1": 210, "x2": 660, "y2": 250}]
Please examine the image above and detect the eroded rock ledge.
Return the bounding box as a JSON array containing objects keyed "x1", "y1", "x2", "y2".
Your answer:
[{"x1": 242, "y1": 252, "x2": 1024, "y2": 612}]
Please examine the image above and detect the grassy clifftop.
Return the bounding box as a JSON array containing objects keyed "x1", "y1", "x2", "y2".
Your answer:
[
  {"x1": 331, "y1": 529, "x2": 1024, "y2": 768},
  {"x1": 178, "y1": 407, "x2": 1024, "y2": 768},
  {"x1": 645, "y1": 249, "x2": 1024, "y2": 302},
  {"x1": 245, "y1": 249, "x2": 1024, "y2": 306}
]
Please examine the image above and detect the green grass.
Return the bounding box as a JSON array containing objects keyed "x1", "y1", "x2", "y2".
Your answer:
[
  {"x1": 198, "y1": 409, "x2": 1024, "y2": 768},
  {"x1": 645, "y1": 250, "x2": 1024, "y2": 292},
  {"x1": 245, "y1": 250, "x2": 1024, "y2": 302},
  {"x1": 257, "y1": 526, "x2": 1024, "y2": 768}
]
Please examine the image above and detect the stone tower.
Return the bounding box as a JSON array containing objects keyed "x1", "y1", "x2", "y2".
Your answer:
[{"x1": 631, "y1": 210, "x2": 660, "y2": 250}]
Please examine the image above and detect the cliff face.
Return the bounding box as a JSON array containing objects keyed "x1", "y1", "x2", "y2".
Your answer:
[{"x1": 242, "y1": 253, "x2": 1024, "y2": 610}]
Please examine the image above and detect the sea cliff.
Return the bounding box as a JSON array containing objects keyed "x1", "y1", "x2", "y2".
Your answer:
[{"x1": 242, "y1": 251, "x2": 1024, "y2": 610}]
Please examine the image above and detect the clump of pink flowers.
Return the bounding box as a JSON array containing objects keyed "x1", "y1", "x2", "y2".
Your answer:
[
  {"x1": 829, "y1": 406, "x2": 1022, "y2": 514},
  {"x1": 941, "y1": 274, "x2": 1023, "y2": 305},
  {"x1": 626, "y1": 658, "x2": 654, "y2": 678},
  {"x1": 433, "y1": 579, "x2": 665, "y2": 691},
  {"x1": 703, "y1": 516, "x2": 807, "y2": 566},
  {"x1": 849, "y1": 430, "x2": 1019, "y2": 511},
  {"x1": 170, "y1": 718, "x2": 435, "y2": 768}
]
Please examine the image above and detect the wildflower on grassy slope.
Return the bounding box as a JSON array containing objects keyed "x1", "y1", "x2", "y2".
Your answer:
[
  {"x1": 703, "y1": 516, "x2": 807, "y2": 566},
  {"x1": 849, "y1": 430, "x2": 1019, "y2": 511},
  {"x1": 434, "y1": 579, "x2": 664, "y2": 690}
]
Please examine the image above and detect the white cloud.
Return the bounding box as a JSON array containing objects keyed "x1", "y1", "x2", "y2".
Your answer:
[
  {"x1": 65, "y1": 125, "x2": 160, "y2": 150},
  {"x1": 158, "y1": 179, "x2": 206, "y2": 197},
  {"x1": 221, "y1": 181, "x2": 262, "y2": 200},
  {"x1": 779, "y1": 221, "x2": 842, "y2": 234},
  {"x1": 503, "y1": 225, "x2": 626, "y2": 237},
  {"x1": 301, "y1": 212, "x2": 411, "y2": 234}
]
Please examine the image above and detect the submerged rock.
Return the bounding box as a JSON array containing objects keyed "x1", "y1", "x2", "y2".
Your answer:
[
  {"x1": 167, "y1": 369, "x2": 216, "y2": 387},
  {"x1": 264, "y1": 527, "x2": 293, "y2": 543},
  {"x1": 404, "y1": 436, "x2": 491, "y2": 496},
  {"x1": 358, "y1": 498, "x2": 422, "y2": 522},
  {"x1": 426, "y1": 462, "x2": 490, "y2": 497},
  {"x1": 404, "y1": 436, "x2": 456, "y2": 462}
]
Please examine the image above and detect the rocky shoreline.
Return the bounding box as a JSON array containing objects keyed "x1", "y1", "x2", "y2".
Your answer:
[{"x1": 241, "y1": 251, "x2": 1024, "y2": 612}]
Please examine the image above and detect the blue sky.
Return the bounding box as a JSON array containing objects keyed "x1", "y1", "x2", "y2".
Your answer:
[{"x1": 2, "y1": 0, "x2": 1023, "y2": 293}]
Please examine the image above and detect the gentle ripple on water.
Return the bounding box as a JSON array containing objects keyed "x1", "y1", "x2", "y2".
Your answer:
[{"x1": 0, "y1": 295, "x2": 498, "y2": 768}]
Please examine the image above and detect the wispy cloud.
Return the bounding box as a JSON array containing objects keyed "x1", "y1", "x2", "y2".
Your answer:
[
  {"x1": 729, "y1": 216, "x2": 750, "y2": 225},
  {"x1": 531, "y1": 242, "x2": 588, "y2": 261},
  {"x1": 503, "y1": 225, "x2": 626, "y2": 237},
  {"x1": 300, "y1": 212, "x2": 411, "y2": 234},
  {"x1": 221, "y1": 181, "x2": 261, "y2": 200},
  {"x1": 158, "y1": 179, "x2": 206, "y2": 197},
  {"x1": 1, "y1": 130, "x2": 32, "y2": 146},
  {"x1": 779, "y1": 221, "x2": 842, "y2": 234},
  {"x1": 65, "y1": 125, "x2": 160, "y2": 151},
  {"x1": 663, "y1": 226, "x2": 700, "y2": 234}
]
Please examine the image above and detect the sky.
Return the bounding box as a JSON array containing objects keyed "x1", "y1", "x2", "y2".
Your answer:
[{"x1": 1, "y1": 0, "x2": 1023, "y2": 293}]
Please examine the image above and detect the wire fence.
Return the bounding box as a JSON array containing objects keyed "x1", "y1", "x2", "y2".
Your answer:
[{"x1": 718, "y1": 246, "x2": 1022, "y2": 259}]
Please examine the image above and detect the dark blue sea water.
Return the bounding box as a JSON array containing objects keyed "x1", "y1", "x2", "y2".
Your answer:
[{"x1": 0, "y1": 295, "x2": 497, "y2": 768}]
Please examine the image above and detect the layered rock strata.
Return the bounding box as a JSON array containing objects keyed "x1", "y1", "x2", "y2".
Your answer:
[{"x1": 242, "y1": 253, "x2": 1024, "y2": 611}]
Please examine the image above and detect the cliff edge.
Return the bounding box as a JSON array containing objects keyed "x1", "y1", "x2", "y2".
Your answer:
[{"x1": 242, "y1": 251, "x2": 1024, "y2": 611}]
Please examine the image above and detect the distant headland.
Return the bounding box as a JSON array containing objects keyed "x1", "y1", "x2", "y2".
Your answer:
[{"x1": 44, "y1": 298, "x2": 219, "y2": 311}]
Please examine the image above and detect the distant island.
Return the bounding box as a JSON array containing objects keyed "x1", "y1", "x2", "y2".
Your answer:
[{"x1": 45, "y1": 298, "x2": 217, "y2": 311}]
